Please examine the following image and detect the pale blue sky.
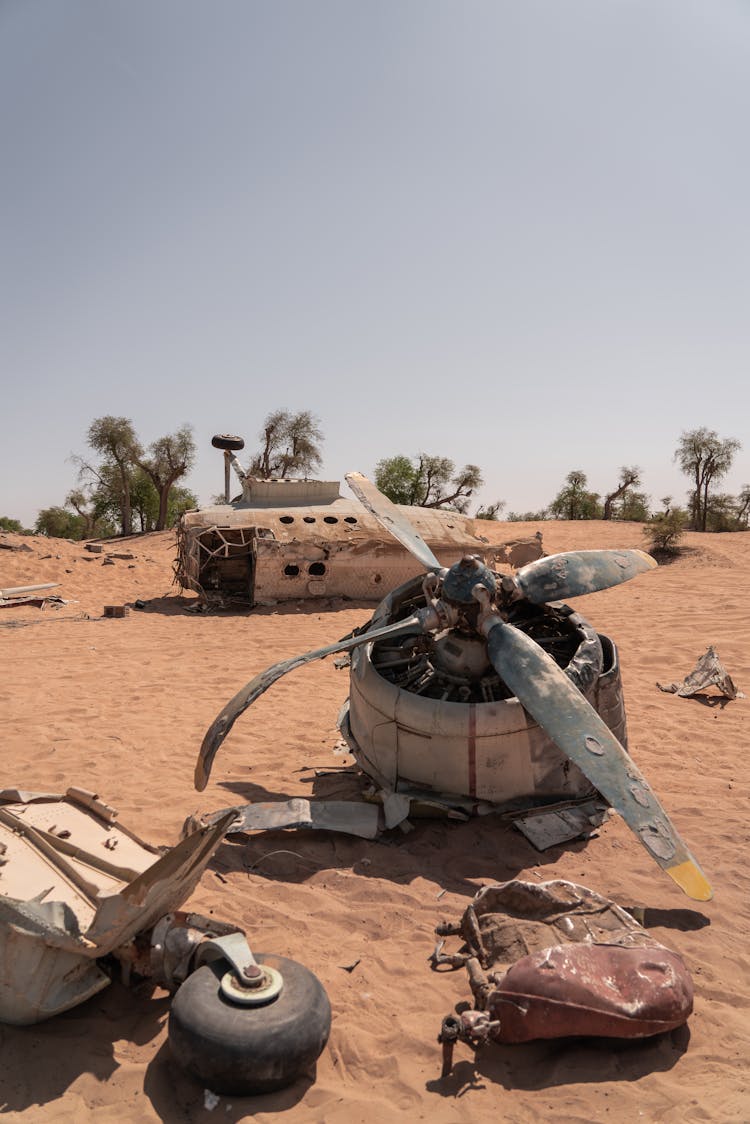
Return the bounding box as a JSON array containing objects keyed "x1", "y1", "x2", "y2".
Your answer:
[{"x1": 1, "y1": 0, "x2": 748, "y2": 526}]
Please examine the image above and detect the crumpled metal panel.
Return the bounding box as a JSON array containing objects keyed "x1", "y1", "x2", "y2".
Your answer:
[
  {"x1": 0, "y1": 790, "x2": 236, "y2": 1025},
  {"x1": 195, "y1": 797, "x2": 380, "y2": 840}
]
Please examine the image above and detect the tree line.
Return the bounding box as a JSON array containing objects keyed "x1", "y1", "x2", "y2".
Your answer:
[
  {"x1": 1, "y1": 416, "x2": 746, "y2": 539},
  {"x1": 374, "y1": 428, "x2": 748, "y2": 532},
  {"x1": 516, "y1": 429, "x2": 748, "y2": 533}
]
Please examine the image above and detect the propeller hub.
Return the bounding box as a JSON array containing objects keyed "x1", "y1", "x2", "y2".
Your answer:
[{"x1": 442, "y1": 556, "x2": 496, "y2": 606}]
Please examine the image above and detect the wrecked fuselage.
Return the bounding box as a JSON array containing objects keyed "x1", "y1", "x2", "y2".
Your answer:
[
  {"x1": 0, "y1": 787, "x2": 235, "y2": 1024},
  {"x1": 176, "y1": 477, "x2": 489, "y2": 607}
]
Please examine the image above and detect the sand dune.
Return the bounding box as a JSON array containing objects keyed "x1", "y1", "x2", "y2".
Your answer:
[{"x1": 0, "y1": 522, "x2": 748, "y2": 1122}]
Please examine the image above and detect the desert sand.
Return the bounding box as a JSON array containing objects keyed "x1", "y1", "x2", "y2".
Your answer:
[{"x1": 0, "y1": 521, "x2": 748, "y2": 1123}]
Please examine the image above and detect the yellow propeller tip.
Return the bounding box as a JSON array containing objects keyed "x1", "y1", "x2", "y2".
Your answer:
[
  {"x1": 666, "y1": 859, "x2": 713, "y2": 901},
  {"x1": 637, "y1": 549, "x2": 659, "y2": 570}
]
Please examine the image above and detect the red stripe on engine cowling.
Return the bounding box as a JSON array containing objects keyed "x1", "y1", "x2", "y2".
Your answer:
[{"x1": 468, "y1": 704, "x2": 477, "y2": 797}]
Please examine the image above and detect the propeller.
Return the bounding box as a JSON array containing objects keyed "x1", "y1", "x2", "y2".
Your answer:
[
  {"x1": 195, "y1": 473, "x2": 711, "y2": 900},
  {"x1": 195, "y1": 614, "x2": 426, "y2": 791},
  {"x1": 477, "y1": 601, "x2": 712, "y2": 901},
  {"x1": 514, "y1": 549, "x2": 657, "y2": 604},
  {"x1": 346, "y1": 472, "x2": 443, "y2": 573},
  {"x1": 347, "y1": 470, "x2": 656, "y2": 606}
]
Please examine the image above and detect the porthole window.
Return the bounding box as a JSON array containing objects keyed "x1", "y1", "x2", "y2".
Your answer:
[
  {"x1": 373, "y1": 573, "x2": 382, "y2": 584},
  {"x1": 279, "y1": 515, "x2": 294, "y2": 524},
  {"x1": 303, "y1": 516, "x2": 316, "y2": 523},
  {"x1": 308, "y1": 562, "x2": 326, "y2": 576},
  {"x1": 284, "y1": 564, "x2": 300, "y2": 577},
  {"x1": 323, "y1": 516, "x2": 338, "y2": 524},
  {"x1": 344, "y1": 516, "x2": 357, "y2": 524}
]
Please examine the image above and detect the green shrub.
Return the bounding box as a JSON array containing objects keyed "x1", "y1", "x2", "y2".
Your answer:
[{"x1": 643, "y1": 509, "x2": 687, "y2": 553}]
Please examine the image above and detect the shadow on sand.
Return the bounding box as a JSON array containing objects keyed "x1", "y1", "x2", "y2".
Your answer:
[{"x1": 425, "y1": 1024, "x2": 691, "y2": 1099}]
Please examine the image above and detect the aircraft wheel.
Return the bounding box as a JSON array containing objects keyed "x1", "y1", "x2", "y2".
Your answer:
[
  {"x1": 211, "y1": 434, "x2": 245, "y2": 451},
  {"x1": 168, "y1": 954, "x2": 331, "y2": 1095}
]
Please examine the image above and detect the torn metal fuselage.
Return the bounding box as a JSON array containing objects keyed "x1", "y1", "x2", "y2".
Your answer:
[
  {"x1": 175, "y1": 476, "x2": 489, "y2": 608},
  {"x1": 0, "y1": 788, "x2": 239, "y2": 1025}
]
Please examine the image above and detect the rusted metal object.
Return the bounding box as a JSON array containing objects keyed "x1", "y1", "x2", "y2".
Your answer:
[
  {"x1": 192, "y1": 797, "x2": 379, "y2": 841},
  {"x1": 486, "y1": 943, "x2": 692, "y2": 1042},
  {"x1": 433, "y1": 879, "x2": 694, "y2": 1074}
]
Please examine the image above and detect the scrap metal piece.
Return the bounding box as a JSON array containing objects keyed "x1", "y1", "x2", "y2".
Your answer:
[
  {"x1": 0, "y1": 789, "x2": 236, "y2": 1024},
  {"x1": 195, "y1": 797, "x2": 380, "y2": 840},
  {"x1": 0, "y1": 583, "x2": 60, "y2": 598},
  {"x1": 513, "y1": 798, "x2": 609, "y2": 850},
  {"x1": 657, "y1": 646, "x2": 745, "y2": 700}
]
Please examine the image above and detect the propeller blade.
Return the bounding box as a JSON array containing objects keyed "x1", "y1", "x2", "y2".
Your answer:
[
  {"x1": 485, "y1": 621, "x2": 712, "y2": 901},
  {"x1": 346, "y1": 471, "x2": 443, "y2": 573},
  {"x1": 195, "y1": 615, "x2": 424, "y2": 791},
  {"x1": 515, "y1": 549, "x2": 657, "y2": 604}
]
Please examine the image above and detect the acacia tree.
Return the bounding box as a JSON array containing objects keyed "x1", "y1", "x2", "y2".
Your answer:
[
  {"x1": 66, "y1": 488, "x2": 102, "y2": 538},
  {"x1": 617, "y1": 489, "x2": 651, "y2": 522},
  {"x1": 0, "y1": 516, "x2": 29, "y2": 533},
  {"x1": 549, "y1": 470, "x2": 602, "y2": 520},
  {"x1": 74, "y1": 418, "x2": 196, "y2": 535},
  {"x1": 736, "y1": 485, "x2": 750, "y2": 528},
  {"x1": 249, "y1": 410, "x2": 323, "y2": 478},
  {"x1": 475, "y1": 501, "x2": 506, "y2": 521},
  {"x1": 83, "y1": 416, "x2": 141, "y2": 535},
  {"x1": 674, "y1": 428, "x2": 741, "y2": 532},
  {"x1": 374, "y1": 454, "x2": 486, "y2": 513},
  {"x1": 35, "y1": 506, "x2": 86, "y2": 539},
  {"x1": 135, "y1": 425, "x2": 196, "y2": 530},
  {"x1": 129, "y1": 474, "x2": 197, "y2": 531},
  {"x1": 603, "y1": 466, "x2": 642, "y2": 521}
]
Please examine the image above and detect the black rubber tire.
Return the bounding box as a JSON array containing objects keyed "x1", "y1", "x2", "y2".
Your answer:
[
  {"x1": 211, "y1": 434, "x2": 245, "y2": 451},
  {"x1": 168, "y1": 954, "x2": 331, "y2": 1095}
]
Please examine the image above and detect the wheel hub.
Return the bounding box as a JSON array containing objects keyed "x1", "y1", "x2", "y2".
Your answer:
[{"x1": 220, "y1": 964, "x2": 284, "y2": 1006}]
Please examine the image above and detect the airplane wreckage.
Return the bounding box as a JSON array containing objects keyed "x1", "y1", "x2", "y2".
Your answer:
[
  {"x1": 175, "y1": 434, "x2": 492, "y2": 606},
  {"x1": 0, "y1": 788, "x2": 330, "y2": 1093},
  {"x1": 195, "y1": 472, "x2": 713, "y2": 904},
  {"x1": 0, "y1": 469, "x2": 716, "y2": 1090}
]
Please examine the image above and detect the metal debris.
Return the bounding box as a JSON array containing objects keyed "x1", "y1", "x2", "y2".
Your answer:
[
  {"x1": 513, "y1": 797, "x2": 609, "y2": 850},
  {"x1": 432, "y1": 879, "x2": 694, "y2": 1073},
  {"x1": 0, "y1": 583, "x2": 60, "y2": 598},
  {"x1": 175, "y1": 434, "x2": 488, "y2": 607},
  {"x1": 0, "y1": 788, "x2": 235, "y2": 1024},
  {"x1": 191, "y1": 798, "x2": 380, "y2": 841},
  {"x1": 657, "y1": 645, "x2": 745, "y2": 700},
  {"x1": 493, "y1": 531, "x2": 545, "y2": 569}
]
